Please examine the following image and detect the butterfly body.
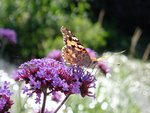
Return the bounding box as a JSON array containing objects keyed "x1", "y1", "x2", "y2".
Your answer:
[{"x1": 61, "y1": 26, "x2": 97, "y2": 67}]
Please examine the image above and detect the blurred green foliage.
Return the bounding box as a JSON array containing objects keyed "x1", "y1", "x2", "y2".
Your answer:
[{"x1": 0, "y1": 0, "x2": 108, "y2": 62}]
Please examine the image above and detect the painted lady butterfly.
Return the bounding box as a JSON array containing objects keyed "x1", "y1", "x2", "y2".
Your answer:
[{"x1": 60, "y1": 26, "x2": 98, "y2": 67}]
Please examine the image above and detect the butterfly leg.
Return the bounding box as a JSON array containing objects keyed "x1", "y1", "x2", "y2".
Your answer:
[{"x1": 90, "y1": 63, "x2": 98, "y2": 75}]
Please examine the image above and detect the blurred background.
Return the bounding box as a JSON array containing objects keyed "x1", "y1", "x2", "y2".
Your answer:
[{"x1": 0, "y1": 0, "x2": 149, "y2": 113}]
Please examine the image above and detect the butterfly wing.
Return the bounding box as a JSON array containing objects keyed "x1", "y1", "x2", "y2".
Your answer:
[{"x1": 61, "y1": 26, "x2": 92, "y2": 67}]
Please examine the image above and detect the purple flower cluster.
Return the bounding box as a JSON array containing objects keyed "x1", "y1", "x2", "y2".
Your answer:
[
  {"x1": 97, "y1": 61, "x2": 110, "y2": 75},
  {"x1": 17, "y1": 58, "x2": 96, "y2": 103},
  {"x1": 47, "y1": 50, "x2": 63, "y2": 62},
  {"x1": 86, "y1": 48, "x2": 97, "y2": 58},
  {"x1": 0, "y1": 81, "x2": 13, "y2": 113},
  {"x1": 0, "y1": 28, "x2": 17, "y2": 44}
]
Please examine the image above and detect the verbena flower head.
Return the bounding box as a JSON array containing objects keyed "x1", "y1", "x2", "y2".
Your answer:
[
  {"x1": 97, "y1": 60, "x2": 110, "y2": 75},
  {"x1": 17, "y1": 58, "x2": 96, "y2": 103},
  {"x1": 0, "y1": 81, "x2": 13, "y2": 113},
  {"x1": 0, "y1": 28, "x2": 17, "y2": 44},
  {"x1": 47, "y1": 50, "x2": 63, "y2": 62},
  {"x1": 86, "y1": 48, "x2": 97, "y2": 58}
]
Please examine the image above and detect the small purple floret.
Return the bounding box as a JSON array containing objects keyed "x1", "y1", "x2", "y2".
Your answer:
[
  {"x1": 0, "y1": 81, "x2": 13, "y2": 113},
  {"x1": 47, "y1": 50, "x2": 63, "y2": 62},
  {"x1": 51, "y1": 91, "x2": 62, "y2": 103}
]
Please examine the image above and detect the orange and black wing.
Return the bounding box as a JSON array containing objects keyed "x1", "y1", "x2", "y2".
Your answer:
[{"x1": 60, "y1": 26, "x2": 92, "y2": 67}]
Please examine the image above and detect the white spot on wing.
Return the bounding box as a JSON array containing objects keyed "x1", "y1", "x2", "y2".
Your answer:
[{"x1": 72, "y1": 37, "x2": 79, "y2": 41}]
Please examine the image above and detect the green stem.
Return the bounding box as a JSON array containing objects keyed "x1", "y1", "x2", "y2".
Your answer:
[
  {"x1": 18, "y1": 82, "x2": 21, "y2": 113},
  {"x1": 54, "y1": 94, "x2": 70, "y2": 113},
  {"x1": 41, "y1": 90, "x2": 47, "y2": 113},
  {"x1": 0, "y1": 40, "x2": 7, "y2": 58}
]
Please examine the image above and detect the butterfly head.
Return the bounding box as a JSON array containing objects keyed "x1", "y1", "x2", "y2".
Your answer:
[{"x1": 91, "y1": 57, "x2": 98, "y2": 65}]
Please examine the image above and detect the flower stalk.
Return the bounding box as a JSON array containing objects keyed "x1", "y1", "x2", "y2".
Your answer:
[
  {"x1": 41, "y1": 90, "x2": 47, "y2": 113},
  {"x1": 0, "y1": 40, "x2": 6, "y2": 57},
  {"x1": 54, "y1": 94, "x2": 70, "y2": 113}
]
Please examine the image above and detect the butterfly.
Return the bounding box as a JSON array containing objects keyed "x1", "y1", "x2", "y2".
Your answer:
[{"x1": 60, "y1": 26, "x2": 102, "y2": 67}]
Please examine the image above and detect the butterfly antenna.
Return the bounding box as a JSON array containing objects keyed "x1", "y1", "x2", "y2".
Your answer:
[
  {"x1": 96, "y1": 50, "x2": 126, "y2": 62},
  {"x1": 97, "y1": 55, "x2": 109, "y2": 62},
  {"x1": 113, "y1": 50, "x2": 126, "y2": 55}
]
